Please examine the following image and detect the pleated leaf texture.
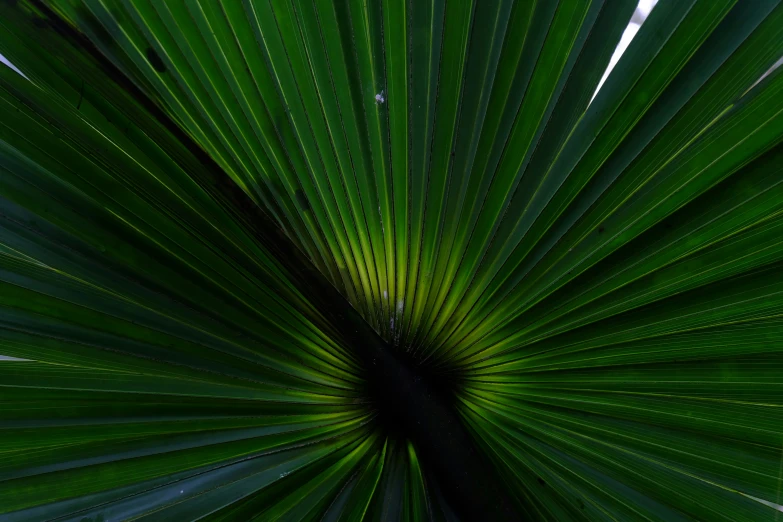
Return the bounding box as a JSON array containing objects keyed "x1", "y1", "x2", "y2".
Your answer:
[{"x1": 1, "y1": 0, "x2": 783, "y2": 520}]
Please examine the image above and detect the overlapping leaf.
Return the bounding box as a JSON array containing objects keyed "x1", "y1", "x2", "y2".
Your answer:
[{"x1": 0, "y1": 3, "x2": 447, "y2": 519}]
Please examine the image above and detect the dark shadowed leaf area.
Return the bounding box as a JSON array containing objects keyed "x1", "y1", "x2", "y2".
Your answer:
[{"x1": 1, "y1": 0, "x2": 783, "y2": 520}]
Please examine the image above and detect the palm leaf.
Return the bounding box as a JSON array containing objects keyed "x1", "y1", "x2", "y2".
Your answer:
[{"x1": 1, "y1": 0, "x2": 782, "y2": 520}]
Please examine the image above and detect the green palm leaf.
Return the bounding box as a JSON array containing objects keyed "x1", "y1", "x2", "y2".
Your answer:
[{"x1": 1, "y1": 0, "x2": 782, "y2": 519}]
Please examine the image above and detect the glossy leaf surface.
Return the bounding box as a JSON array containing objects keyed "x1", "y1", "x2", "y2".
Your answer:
[{"x1": 1, "y1": 0, "x2": 783, "y2": 519}]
